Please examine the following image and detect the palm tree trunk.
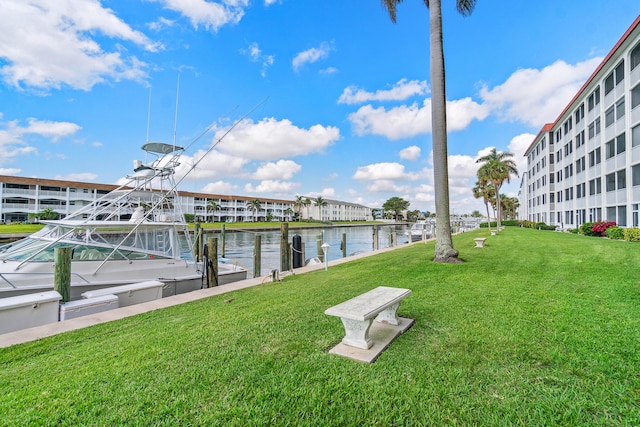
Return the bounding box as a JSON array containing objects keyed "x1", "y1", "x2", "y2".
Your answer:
[
  {"x1": 430, "y1": 0, "x2": 458, "y2": 262},
  {"x1": 494, "y1": 182, "x2": 502, "y2": 230}
]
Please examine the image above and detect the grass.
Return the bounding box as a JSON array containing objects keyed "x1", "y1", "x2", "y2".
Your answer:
[{"x1": 1, "y1": 228, "x2": 639, "y2": 426}]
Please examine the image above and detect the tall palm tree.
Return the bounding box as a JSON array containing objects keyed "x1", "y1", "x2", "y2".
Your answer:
[
  {"x1": 303, "y1": 197, "x2": 312, "y2": 220},
  {"x1": 283, "y1": 207, "x2": 294, "y2": 221},
  {"x1": 294, "y1": 195, "x2": 305, "y2": 221},
  {"x1": 476, "y1": 148, "x2": 518, "y2": 230},
  {"x1": 247, "y1": 199, "x2": 262, "y2": 222},
  {"x1": 207, "y1": 200, "x2": 220, "y2": 222},
  {"x1": 382, "y1": 0, "x2": 476, "y2": 263},
  {"x1": 472, "y1": 180, "x2": 495, "y2": 226},
  {"x1": 314, "y1": 196, "x2": 328, "y2": 221}
]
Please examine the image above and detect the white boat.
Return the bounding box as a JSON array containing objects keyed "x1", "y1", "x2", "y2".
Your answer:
[
  {"x1": 0, "y1": 142, "x2": 247, "y2": 300},
  {"x1": 407, "y1": 220, "x2": 433, "y2": 241}
]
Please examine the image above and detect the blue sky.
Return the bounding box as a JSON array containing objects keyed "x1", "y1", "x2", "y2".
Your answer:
[{"x1": 1, "y1": 1, "x2": 639, "y2": 214}]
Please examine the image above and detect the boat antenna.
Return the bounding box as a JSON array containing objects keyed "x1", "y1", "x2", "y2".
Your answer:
[
  {"x1": 173, "y1": 72, "x2": 180, "y2": 149},
  {"x1": 146, "y1": 87, "x2": 152, "y2": 144}
]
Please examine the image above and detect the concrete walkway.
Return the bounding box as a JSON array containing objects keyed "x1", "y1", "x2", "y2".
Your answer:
[{"x1": 0, "y1": 239, "x2": 432, "y2": 348}]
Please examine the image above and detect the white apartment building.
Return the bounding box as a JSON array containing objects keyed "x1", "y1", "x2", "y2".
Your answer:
[
  {"x1": 0, "y1": 175, "x2": 372, "y2": 223},
  {"x1": 521, "y1": 16, "x2": 640, "y2": 229}
]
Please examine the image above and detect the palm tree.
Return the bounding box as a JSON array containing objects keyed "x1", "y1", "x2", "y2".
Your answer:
[
  {"x1": 476, "y1": 148, "x2": 519, "y2": 230},
  {"x1": 284, "y1": 207, "x2": 294, "y2": 221},
  {"x1": 472, "y1": 180, "x2": 495, "y2": 226},
  {"x1": 294, "y1": 195, "x2": 305, "y2": 221},
  {"x1": 382, "y1": 0, "x2": 476, "y2": 263},
  {"x1": 247, "y1": 199, "x2": 262, "y2": 222},
  {"x1": 314, "y1": 196, "x2": 328, "y2": 221},
  {"x1": 501, "y1": 196, "x2": 519, "y2": 220},
  {"x1": 303, "y1": 197, "x2": 312, "y2": 220},
  {"x1": 207, "y1": 200, "x2": 220, "y2": 222}
]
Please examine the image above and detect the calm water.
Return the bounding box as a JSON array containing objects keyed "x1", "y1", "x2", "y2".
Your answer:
[{"x1": 205, "y1": 224, "x2": 411, "y2": 278}]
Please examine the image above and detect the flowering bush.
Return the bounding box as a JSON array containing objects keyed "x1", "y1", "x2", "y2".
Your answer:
[
  {"x1": 591, "y1": 221, "x2": 617, "y2": 237},
  {"x1": 606, "y1": 226, "x2": 624, "y2": 240},
  {"x1": 624, "y1": 228, "x2": 640, "y2": 242}
]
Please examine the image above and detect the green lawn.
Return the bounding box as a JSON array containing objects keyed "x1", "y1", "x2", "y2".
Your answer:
[{"x1": 1, "y1": 228, "x2": 639, "y2": 426}]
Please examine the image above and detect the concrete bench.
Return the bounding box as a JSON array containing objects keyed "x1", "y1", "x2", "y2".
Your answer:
[
  {"x1": 474, "y1": 238, "x2": 486, "y2": 248},
  {"x1": 325, "y1": 286, "x2": 411, "y2": 350},
  {"x1": 490, "y1": 230, "x2": 497, "y2": 235}
]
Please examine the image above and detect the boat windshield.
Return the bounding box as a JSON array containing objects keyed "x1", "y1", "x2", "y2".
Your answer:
[{"x1": 0, "y1": 224, "x2": 194, "y2": 262}]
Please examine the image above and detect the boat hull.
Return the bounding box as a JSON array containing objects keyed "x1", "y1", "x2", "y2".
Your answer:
[{"x1": 0, "y1": 259, "x2": 247, "y2": 300}]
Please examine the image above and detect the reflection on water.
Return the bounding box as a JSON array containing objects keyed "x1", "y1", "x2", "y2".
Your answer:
[{"x1": 205, "y1": 224, "x2": 410, "y2": 278}]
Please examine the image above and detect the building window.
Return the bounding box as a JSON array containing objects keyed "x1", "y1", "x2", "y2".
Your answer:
[
  {"x1": 575, "y1": 103, "x2": 585, "y2": 124},
  {"x1": 633, "y1": 84, "x2": 640, "y2": 110},
  {"x1": 588, "y1": 86, "x2": 601, "y2": 111},
  {"x1": 605, "y1": 72, "x2": 615, "y2": 95},
  {"x1": 606, "y1": 139, "x2": 615, "y2": 159},
  {"x1": 633, "y1": 204, "x2": 639, "y2": 227},
  {"x1": 632, "y1": 43, "x2": 640, "y2": 71},
  {"x1": 617, "y1": 169, "x2": 626, "y2": 189},
  {"x1": 605, "y1": 106, "x2": 615, "y2": 127},
  {"x1": 616, "y1": 97, "x2": 625, "y2": 120},
  {"x1": 589, "y1": 178, "x2": 602, "y2": 195},
  {"x1": 606, "y1": 172, "x2": 616, "y2": 192},
  {"x1": 633, "y1": 164, "x2": 640, "y2": 186},
  {"x1": 618, "y1": 207, "x2": 627, "y2": 227},
  {"x1": 616, "y1": 133, "x2": 626, "y2": 155},
  {"x1": 615, "y1": 60, "x2": 625, "y2": 85},
  {"x1": 633, "y1": 124, "x2": 640, "y2": 148}
]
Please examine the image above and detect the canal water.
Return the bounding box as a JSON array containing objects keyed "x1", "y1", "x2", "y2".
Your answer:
[{"x1": 205, "y1": 224, "x2": 411, "y2": 278}]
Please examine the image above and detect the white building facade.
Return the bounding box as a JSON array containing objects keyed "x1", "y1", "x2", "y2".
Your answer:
[
  {"x1": 0, "y1": 175, "x2": 372, "y2": 223},
  {"x1": 521, "y1": 16, "x2": 640, "y2": 229}
]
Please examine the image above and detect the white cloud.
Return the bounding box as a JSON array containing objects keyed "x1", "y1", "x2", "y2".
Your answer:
[
  {"x1": 240, "y1": 42, "x2": 275, "y2": 77},
  {"x1": 0, "y1": 168, "x2": 21, "y2": 175},
  {"x1": 152, "y1": 0, "x2": 249, "y2": 31},
  {"x1": 54, "y1": 172, "x2": 97, "y2": 181},
  {"x1": 399, "y1": 146, "x2": 421, "y2": 161},
  {"x1": 479, "y1": 58, "x2": 603, "y2": 127},
  {"x1": 338, "y1": 79, "x2": 428, "y2": 104},
  {"x1": 147, "y1": 17, "x2": 176, "y2": 32},
  {"x1": 252, "y1": 160, "x2": 301, "y2": 180},
  {"x1": 201, "y1": 180, "x2": 238, "y2": 194},
  {"x1": 0, "y1": 0, "x2": 159, "y2": 91},
  {"x1": 508, "y1": 133, "x2": 536, "y2": 178},
  {"x1": 292, "y1": 42, "x2": 331, "y2": 71},
  {"x1": 348, "y1": 98, "x2": 488, "y2": 140},
  {"x1": 0, "y1": 116, "x2": 81, "y2": 165},
  {"x1": 213, "y1": 117, "x2": 340, "y2": 160},
  {"x1": 353, "y1": 162, "x2": 419, "y2": 181},
  {"x1": 175, "y1": 149, "x2": 249, "y2": 181},
  {"x1": 320, "y1": 67, "x2": 338, "y2": 75},
  {"x1": 244, "y1": 180, "x2": 300, "y2": 194}
]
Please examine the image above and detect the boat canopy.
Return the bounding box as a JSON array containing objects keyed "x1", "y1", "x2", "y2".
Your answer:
[{"x1": 141, "y1": 142, "x2": 184, "y2": 155}]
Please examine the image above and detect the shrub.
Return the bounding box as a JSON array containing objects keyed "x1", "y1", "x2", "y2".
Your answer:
[
  {"x1": 568, "y1": 228, "x2": 579, "y2": 234},
  {"x1": 591, "y1": 221, "x2": 616, "y2": 237},
  {"x1": 479, "y1": 221, "x2": 497, "y2": 228},
  {"x1": 579, "y1": 222, "x2": 595, "y2": 236},
  {"x1": 501, "y1": 220, "x2": 519, "y2": 226},
  {"x1": 624, "y1": 228, "x2": 640, "y2": 242},
  {"x1": 606, "y1": 226, "x2": 624, "y2": 240}
]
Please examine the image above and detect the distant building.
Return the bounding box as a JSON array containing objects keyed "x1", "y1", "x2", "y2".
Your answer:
[
  {"x1": 521, "y1": 16, "x2": 640, "y2": 228},
  {"x1": 0, "y1": 175, "x2": 372, "y2": 223}
]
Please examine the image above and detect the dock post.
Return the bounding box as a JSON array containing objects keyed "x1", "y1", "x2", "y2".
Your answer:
[
  {"x1": 194, "y1": 221, "x2": 201, "y2": 262},
  {"x1": 373, "y1": 227, "x2": 379, "y2": 251},
  {"x1": 280, "y1": 223, "x2": 289, "y2": 272},
  {"x1": 316, "y1": 233, "x2": 323, "y2": 262},
  {"x1": 221, "y1": 224, "x2": 226, "y2": 258},
  {"x1": 341, "y1": 233, "x2": 347, "y2": 258},
  {"x1": 254, "y1": 234, "x2": 261, "y2": 278},
  {"x1": 54, "y1": 246, "x2": 72, "y2": 302},
  {"x1": 207, "y1": 237, "x2": 218, "y2": 287}
]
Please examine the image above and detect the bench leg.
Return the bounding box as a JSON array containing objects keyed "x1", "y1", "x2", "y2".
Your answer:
[
  {"x1": 375, "y1": 303, "x2": 400, "y2": 326},
  {"x1": 340, "y1": 318, "x2": 374, "y2": 349}
]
